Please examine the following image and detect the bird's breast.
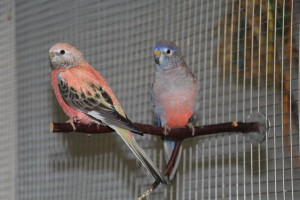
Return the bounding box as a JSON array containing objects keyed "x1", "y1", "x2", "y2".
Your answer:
[
  {"x1": 51, "y1": 69, "x2": 96, "y2": 125},
  {"x1": 155, "y1": 90, "x2": 195, "y2": 128}
]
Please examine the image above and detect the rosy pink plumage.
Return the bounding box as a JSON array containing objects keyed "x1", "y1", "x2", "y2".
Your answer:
[{"x1": 49, "y1": 43, "x2": 168, "y2": 184}]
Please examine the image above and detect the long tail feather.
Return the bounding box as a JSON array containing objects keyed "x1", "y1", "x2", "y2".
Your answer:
[
  {"x1": 112, "y1": 126, "x2": 169, "y2": 184},
  {"x1": 163, "y1": 140, "x2": 182, "y2": 180}
]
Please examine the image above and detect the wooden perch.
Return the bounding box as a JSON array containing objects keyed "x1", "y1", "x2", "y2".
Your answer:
[
  {"x1": 50, "y1": 121, "x2": 260, "y2": 141},
  {"x1": 50, "y1": 120, "x2": 263, "y2": 200}
]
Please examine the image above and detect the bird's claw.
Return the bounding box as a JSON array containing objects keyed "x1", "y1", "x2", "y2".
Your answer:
[
  {"x1": 163, "y1": 125, "x2": 171, "y2": 136},
  {"x1": 93, "y1": 123, "x2": 103, "y2": 131},
  {"x1": 66, "y1": 119, "x2": 76, "y2": 131},
  {"x1": 66, "y1": 117, "x2": 80, "y2": 131},
  {"x1": 187, "y1": 123, "x2": 195, "y2": 136}
]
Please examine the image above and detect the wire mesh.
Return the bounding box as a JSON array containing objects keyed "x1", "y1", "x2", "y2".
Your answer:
[
  {"x1": 0, "y1": 0, "x2": 298, "y2": 199},
  {"x1": 0, "y1": 1, "x2": 16, "y2": 200}
]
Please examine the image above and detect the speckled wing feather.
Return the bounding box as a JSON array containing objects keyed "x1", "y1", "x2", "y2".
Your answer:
[{"x1": 57, "y1": 74, "x2": 143, "y2": 135}]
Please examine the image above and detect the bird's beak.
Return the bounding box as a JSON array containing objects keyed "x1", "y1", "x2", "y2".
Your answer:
[
  {"x1": 49, "y1": 52, "x2": 55, "y2": 57},
  {"x1": 153, "y1": 50, "x2": 161, "y2": 64}
]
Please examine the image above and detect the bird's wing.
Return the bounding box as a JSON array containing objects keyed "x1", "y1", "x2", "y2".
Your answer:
[
  {"x1": 150, "y1": 87, "x2": 163, "y2": 127},
  {"x1": 57, "y1": 72, "x2": 143, "y2": 135},
  {"x1": 58, "y1": 71, "x2": 169, "y2": 183}
]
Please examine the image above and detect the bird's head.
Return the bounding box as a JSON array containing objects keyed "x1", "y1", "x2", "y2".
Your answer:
[
  {"x1": 153, "y1": 40, "x2": 183, "y2": 70},
  {"x1": 49, "y1": 43, "x2": 84, "y2": 69}
]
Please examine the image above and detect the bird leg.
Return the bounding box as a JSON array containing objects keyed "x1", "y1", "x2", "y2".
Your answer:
[
  {"x1": 66, "y1": 116, "x2": 80, "y2": 131},
  {"x1": 163, "y1": 125, "x2": 171, "y2": 136},
  {"x1": 94, "y1": 120, "x2": 107, "y2": 127},
  {"x1": 187, "y1": 123, "x2": 195, "y2": 136}
]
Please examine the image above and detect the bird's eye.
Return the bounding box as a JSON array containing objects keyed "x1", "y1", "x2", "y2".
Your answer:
[
  {"x1": 60, "y1": 50, "x2": 65, "y2": 55},
  {"x1": 166, "y1": 49, "x2": 171, "y2": 54}
]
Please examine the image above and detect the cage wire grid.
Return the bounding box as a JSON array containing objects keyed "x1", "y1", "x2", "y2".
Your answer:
[
  {"x1": 0, "y1": 0, "x2": 297, "y2": 199},
  {"x1": 0, "y1": 1, "x2": 16, "y2": 200}
]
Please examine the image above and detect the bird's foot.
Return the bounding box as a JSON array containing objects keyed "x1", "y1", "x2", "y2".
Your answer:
[
  {"x1": 93, "y1": 120, "x2": 106, "y2": 127},
  {"x1": 163, "y1": 125, "x2": 171, "y2": 136},
  {"x1": 187, "y1": 123, "x2": 195, "y2": 136},
  {"x1": 66, "y1": 117, "x2": 80, "y2": 131},
  {"x1": 94, "y1": 122, "x2": 106, "y2": 131},
  {"x1": 66, "y1": 119, "x2": 76, "y2": 131}
]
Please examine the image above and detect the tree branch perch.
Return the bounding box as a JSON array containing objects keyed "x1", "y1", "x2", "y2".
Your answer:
[
  {"x1": 50, "y1": 121, "x2": 260, "y2": 141},
  {"x1": 50, "y1": 120, "x2": 264, "y2": 200}
]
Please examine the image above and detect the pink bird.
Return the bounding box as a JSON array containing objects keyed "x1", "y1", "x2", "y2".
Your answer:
[
  {"x1": 151, "y1": 40, "x2": 199, "y2": 180},
  {"x1": 49, "y1": 43, "x2": 168, "y2": 184}
]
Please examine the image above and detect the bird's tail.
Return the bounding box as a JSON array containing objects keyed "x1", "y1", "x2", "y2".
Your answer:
[
  {"x1": 111, "y1": 126, "x2": 169, "y2": 184},
  {"x1": 163, "y1": 140, "x2": 182, "y2": 180}
]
